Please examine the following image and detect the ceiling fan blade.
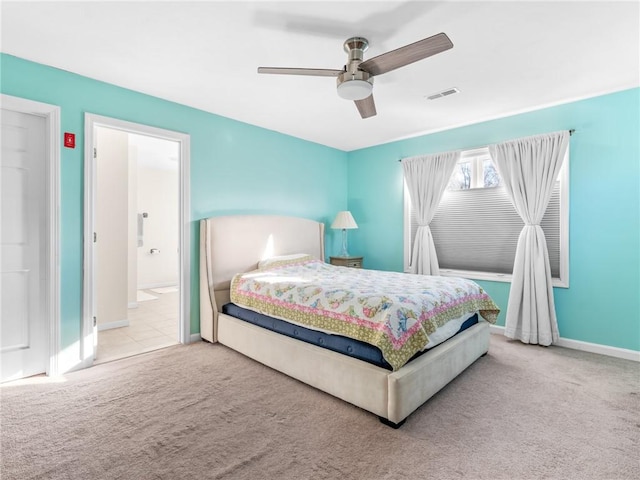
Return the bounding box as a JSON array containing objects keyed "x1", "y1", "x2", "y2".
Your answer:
[
  {"x1": 355, "y1": 94, "x2": 376, "y2": 119},
  {"x1": 359, "y1": 32, "x2": 453, "y2": 76},
  {"x1": 257, "y1": 67, "x2": 343, "y2": 77}
]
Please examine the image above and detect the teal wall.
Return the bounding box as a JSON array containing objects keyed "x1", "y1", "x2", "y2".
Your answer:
[
  {"x1": 1, "y1": 54, "x2": 348, "y2": 348},
  {"x1": 2, "y1": 52, "x2": 637, "y2": 354},
  {"x1": 347, "y1": 88, "x2": 640, "y2": 351}
]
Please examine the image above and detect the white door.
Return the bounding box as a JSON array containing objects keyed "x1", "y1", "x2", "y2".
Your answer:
[{"x1": 1, "y1": 109, "x2": 48, "y2": 382}]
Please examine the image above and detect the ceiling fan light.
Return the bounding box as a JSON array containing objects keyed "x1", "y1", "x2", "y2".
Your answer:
[{"x1": 337, "y1": 79, "x2": 373, "y2": 101}]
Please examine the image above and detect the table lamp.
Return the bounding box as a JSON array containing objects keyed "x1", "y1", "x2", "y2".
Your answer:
[{"x1": 331, "y1": 211, "x2": 358, "y2": 257}]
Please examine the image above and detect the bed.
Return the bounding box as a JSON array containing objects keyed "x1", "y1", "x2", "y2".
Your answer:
[{"x1": 200, "y1": 215, "x2": 498, "y2": 427}]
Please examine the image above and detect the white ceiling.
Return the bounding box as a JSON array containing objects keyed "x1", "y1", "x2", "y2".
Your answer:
[{"x1": 2, "y1": 1, "x2": 638, "y2": 151}]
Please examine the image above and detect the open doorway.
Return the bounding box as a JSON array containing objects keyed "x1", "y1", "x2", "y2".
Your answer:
[
  {"x1": 84, "y1": 114, "x2": 190, "y2": 366},
  {"x1": 94, "y1": 128, "x2": 180, "y2": 363}
]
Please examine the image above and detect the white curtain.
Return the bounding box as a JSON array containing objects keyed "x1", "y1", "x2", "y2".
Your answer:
[
  {"x1": 489, "y1": 131, "x2": 569, "y2": 345},
  {"x1": 402, "y1": 151, "x2": 460, "y2": 275}
]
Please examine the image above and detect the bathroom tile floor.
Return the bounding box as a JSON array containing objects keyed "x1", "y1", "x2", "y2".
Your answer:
[{"x1": 95, "y1": 289, "x2": 179, "y2": 364}]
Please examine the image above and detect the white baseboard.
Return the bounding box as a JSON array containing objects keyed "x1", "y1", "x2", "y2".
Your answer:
[
  {"x1": 189, "y1": 333, "x2": 202, "y2": 343},
  {"x1": 138, "y1": 281, "x2": 178, "y2": 290},
  {"x1": 489, "y1": 324, "x2": 640, "y2": 362},
  {"x1": 98, "y1": 319, "x2": 129, "y2": 331}
]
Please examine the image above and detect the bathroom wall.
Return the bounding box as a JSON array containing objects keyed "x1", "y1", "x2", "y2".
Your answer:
[{"x1": 136, "y1": 157, "x2": 179, "y2": 289}]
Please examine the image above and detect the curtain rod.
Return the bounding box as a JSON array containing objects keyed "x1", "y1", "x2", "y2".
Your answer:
[{"x1": 398, "y1": 129, "x2": 575, "y2": 162}]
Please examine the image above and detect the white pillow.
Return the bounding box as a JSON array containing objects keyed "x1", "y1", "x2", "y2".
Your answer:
[{"x1": 258, "y1": 253, "x2": 313, "y2": 269}]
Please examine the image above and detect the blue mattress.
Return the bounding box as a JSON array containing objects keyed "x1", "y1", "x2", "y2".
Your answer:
[{"x1": 222, "y1": 303, "x2": 478, "y2": 371}]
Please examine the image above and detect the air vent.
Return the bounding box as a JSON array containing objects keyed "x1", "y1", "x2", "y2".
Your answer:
[{"x1": 426, "y1": 87, "x2": 460, "y2": 100}]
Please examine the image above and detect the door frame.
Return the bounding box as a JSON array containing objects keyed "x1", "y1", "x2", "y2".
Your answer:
[
  {"x1": 1, "y1": 94, "x2": 61, "y2": 377},
  {"x1": 83, "y1": 114, "x2": 191, "y2": 363}
]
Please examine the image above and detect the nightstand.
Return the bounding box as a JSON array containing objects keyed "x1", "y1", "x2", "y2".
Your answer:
[{"x1": 329, "y1": 256, "x2": 363, "y2": 268}]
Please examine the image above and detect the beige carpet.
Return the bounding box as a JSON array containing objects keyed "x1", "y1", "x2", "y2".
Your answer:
[{"x1": 1, "y1": 334, "x2": 638, "y2": 480}]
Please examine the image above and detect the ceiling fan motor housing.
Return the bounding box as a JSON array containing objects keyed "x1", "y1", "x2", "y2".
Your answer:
[{"x1": 337, "y1": 37, "x2": 374, "y2": 100}]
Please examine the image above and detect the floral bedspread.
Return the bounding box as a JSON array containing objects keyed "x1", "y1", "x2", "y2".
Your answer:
[{"x1": 230, "y1": 257, "x2": 499, "y2": 371}]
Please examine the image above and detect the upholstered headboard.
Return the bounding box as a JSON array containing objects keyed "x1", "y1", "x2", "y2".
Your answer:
[{"x1": 199, "y1": 215, "x2": 325, "y2": 342}]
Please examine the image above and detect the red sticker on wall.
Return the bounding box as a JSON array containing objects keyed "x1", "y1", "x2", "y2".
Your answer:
[{"x1": 64, "y1": 132, "x2": 75, "y2": 148}]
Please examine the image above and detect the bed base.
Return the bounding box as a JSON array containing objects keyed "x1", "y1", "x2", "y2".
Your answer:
[{"x1": 215, "y1": 311, "x2": 489, "y2": 425}]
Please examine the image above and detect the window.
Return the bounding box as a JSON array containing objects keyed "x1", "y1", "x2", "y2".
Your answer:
[
  {"x1": 404, "y1": 147, "x2": 569, "y2": 287},
  {"x1": 446, "y1": 149, "x2": 501, "y2": 190}
]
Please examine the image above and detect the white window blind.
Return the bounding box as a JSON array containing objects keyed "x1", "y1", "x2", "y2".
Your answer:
[{"x1": 404, "y1": 148, "x2": 569, "y2": 286}]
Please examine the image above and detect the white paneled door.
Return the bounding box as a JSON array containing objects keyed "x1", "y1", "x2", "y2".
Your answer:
[{"x1": 1, "y1": 109, "x2": 48, "y2": 382}]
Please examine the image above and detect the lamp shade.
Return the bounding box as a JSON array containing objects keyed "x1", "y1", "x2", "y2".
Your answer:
[{"x1": 331, "y1": 211, "x2": 358, "y2": 230}]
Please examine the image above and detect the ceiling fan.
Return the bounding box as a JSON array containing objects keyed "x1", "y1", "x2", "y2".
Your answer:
[{"x1": 257, "y1": 33, "x2": 453, "y2": 119}]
